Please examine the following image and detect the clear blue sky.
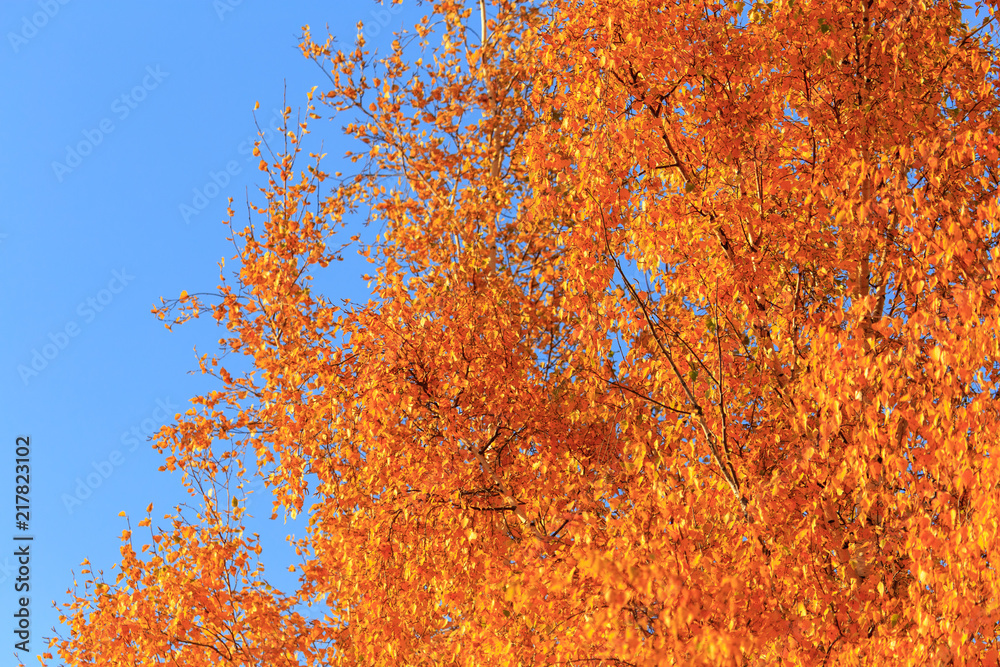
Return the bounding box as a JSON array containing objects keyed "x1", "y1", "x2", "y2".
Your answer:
[{"x1": 1, "y1": 2, "x2": 423, "y2": 663}]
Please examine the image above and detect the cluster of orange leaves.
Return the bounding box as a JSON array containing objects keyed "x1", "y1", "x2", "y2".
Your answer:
[{"x1": 49, "y1": 0, "x2": 1000, "y2": 664}]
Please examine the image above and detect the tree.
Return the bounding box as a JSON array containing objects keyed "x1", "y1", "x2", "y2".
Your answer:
[{"x1": 49, "y1": 0, "x2": 1000, "y2": 664}]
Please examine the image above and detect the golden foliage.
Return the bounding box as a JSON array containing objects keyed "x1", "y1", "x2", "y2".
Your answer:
[{"x1": 51, "y1": 0, "x2": 1000, "y2": 664}]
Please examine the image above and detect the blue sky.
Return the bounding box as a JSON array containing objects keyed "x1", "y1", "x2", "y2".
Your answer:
[{"x1": 1, "y1": 2, "x2": 424, "y2": 663}]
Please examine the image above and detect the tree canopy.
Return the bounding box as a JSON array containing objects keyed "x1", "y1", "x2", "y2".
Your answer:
[{"x1": 50, "y1": 0, "x2": 1000, "y2": 664}]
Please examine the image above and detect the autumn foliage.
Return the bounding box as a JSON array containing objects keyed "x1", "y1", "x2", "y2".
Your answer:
[{"x1": 50, "y1": 0, "x2": 1000, "y2": 664}]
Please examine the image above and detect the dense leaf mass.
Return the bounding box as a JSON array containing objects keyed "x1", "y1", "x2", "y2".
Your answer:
[{"x1": 52, "y1": 0, "x2": 1000, "y2": 664}]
